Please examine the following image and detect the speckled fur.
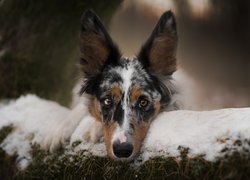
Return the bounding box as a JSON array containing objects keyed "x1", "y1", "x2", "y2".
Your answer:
[{"x1": 79, "y1": 9, "x2": 179, "y2": 160}]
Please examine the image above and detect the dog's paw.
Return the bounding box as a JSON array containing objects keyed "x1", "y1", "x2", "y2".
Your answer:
[
  {"x1": 41, "y1": 115, "x2": 103, "y2": 151},
  {"x1": 70, "y1": 115, "x2": 103, "y2": 145},
  {"x1": 40, "y1": 125, "x2": 73, "y2": 152},
  {"x1": 40, "y1": 103, "x2": 89, "y2": 152}
]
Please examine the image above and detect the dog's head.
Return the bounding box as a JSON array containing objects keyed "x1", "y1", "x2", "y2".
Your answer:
[{"x1": 79, "y1": 10, "x2": 178, "y2": 161}]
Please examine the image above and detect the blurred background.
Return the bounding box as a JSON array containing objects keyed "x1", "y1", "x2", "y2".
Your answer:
[{"x1": 0, "y1": 0, "x2": 249, "y2": 109}]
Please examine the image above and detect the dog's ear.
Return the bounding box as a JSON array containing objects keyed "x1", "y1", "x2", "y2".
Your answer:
[
  {"x1": 138, "y1": 11, "x2": 177, "y2": 77},
  {"x1": 79, "y1": 10, "x2": 120, "y2": 77}
]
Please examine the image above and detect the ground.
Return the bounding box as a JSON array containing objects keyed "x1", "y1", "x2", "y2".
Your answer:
[{"x1": 0, "y1": 126, "x2": 250, "y2": 180}]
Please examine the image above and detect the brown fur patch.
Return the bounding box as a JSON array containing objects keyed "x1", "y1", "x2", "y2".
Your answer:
[
  {"x1": 80, "y1": 32, "x2": 109, "y2": 75},
  {"x1": 111, "y1": 86, "x2": 122, "y2": 98},
  {"x1": 154, "y1": 101, "x2": 161, "y2": 114},
  {"x1": 132, "y1": 101, "x2": 161, "y2": 156},
  {"x1": 132, "y1": 120, "x2": 150, "y2": 156},
  {"x1": 149, "y1": 32, "x2": 177, "y2": 76},
  {"x1": 130, "y1": 87, "x2": 142, "y2": 103},
  {"x1": 103, "y1": 122, "x2": 118, "y2": 157},
  {"x1": 90, "y1": 98, "x2": 102, "y2": 122}
]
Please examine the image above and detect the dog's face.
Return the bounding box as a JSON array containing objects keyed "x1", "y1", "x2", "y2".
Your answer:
[{"x1": 79, "y1": 10, "x2": 178, "y2": 160}]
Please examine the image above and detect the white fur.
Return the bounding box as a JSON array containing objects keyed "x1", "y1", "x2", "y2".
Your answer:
[
  {"x1": 70, "y1": 115, "x2": 103, "y2": 144},
  {"x1": 41, "y1": 101, "x2": 89, "y2": 151}
]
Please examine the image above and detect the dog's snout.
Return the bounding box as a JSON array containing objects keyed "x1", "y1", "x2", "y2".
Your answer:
[{"x1": 112, "y1": 141, "x2": 133, "y2": 158}]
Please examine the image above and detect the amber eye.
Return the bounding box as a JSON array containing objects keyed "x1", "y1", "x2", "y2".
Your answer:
[
  {"x1": 104, "y1": 98, "x2": 112, "y2": 107},
  {"x1": 139, "y1": 99, "x2": 149, "y2": 108}
]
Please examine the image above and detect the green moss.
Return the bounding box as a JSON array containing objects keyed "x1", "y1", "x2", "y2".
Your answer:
[
  {"x1": 1, "y1": 146, "x2": 250, "y2": 179},
  {"x1": 16, "y1": 148, "x2": 250, "y2": 179}
]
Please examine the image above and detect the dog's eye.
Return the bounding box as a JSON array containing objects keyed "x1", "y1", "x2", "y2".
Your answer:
[
  {"x1": 103, "y1": 98, "x2": 112, "y2": 107},
  {"x1": 139, "y1": 99, "x2": 149, "y2": 108}
]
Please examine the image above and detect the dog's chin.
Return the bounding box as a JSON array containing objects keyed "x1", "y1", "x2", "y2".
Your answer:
[{"x1": 108, "y1": 152, "x2": 138, "y2": 162}]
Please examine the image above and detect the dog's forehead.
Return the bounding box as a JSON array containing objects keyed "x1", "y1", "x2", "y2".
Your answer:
[
  {"x1": 99, "y1": 57, "x2": 161, "y2": 100},
  {"x1": 102, "y1": 57, "x2": 149, "y2": 87}
]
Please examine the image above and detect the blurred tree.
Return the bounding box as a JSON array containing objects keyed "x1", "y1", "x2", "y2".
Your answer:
[{"x1": 0, "y1": 0, "x2": 121, "y2": 106}]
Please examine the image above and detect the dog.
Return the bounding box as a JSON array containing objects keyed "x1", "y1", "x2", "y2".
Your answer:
[{"x1": 43, "y1": 9, "x2": 179, "y2": 161}]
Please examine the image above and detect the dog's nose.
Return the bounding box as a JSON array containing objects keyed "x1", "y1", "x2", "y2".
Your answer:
[{"x1": 112, "y1": 141, "x2": 133, "y2": 158}]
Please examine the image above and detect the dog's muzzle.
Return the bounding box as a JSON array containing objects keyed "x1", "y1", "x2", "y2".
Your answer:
[{"x1": 112, "y1": 130, "x2": 133, "y2": 158}]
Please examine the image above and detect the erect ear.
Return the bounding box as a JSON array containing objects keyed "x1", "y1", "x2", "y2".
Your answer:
[
  {"x1": 79, "y1": 10, "x2": 120, "y2": 77},
  {"x1": 138, "y1": 11, "x2": 177, "y2": 77}
]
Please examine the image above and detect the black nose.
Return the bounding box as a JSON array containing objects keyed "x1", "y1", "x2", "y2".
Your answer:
[{"x1": 112, "y1": 142, "x2": 133, "y2": 158}]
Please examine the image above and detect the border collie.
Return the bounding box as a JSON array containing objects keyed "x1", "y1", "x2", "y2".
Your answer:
[{"x1": 44, "y1": 9, "x2": 179, "y2": 161}]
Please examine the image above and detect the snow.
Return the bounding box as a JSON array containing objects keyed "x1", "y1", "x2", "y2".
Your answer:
[
  {"x1": 1, "y1": 94, "x2": 250, "y2": 169},
  {"x1": 0, "y1": 95, "x2": 70, "y2": 168},
  {"x1": 142, "y1": 108, "x2": 250, "y2": 161}
]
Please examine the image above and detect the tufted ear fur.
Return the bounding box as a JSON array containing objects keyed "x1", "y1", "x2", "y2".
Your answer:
[
  {"x1": 79, "y1": 10, "x2": 120, "y2": 77},
  {"x1": 138, "y1": 11, "x2": 178, "y2": 77}
]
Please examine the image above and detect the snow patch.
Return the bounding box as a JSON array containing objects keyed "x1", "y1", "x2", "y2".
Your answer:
[
  {"x1": 0, "y1": 95, "x2": 70, "y2": 168},
  {"x1": 142, "y1": 108, "x2": 250, "y2": 162}
]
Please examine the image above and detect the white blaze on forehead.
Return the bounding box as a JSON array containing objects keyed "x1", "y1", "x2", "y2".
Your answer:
[
  {"x1": 120, "y1": 62, "x2": 134, "y2": 129},
  {"x1": 112, "y1": 61, "x2": 135, "y2": 143}
]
